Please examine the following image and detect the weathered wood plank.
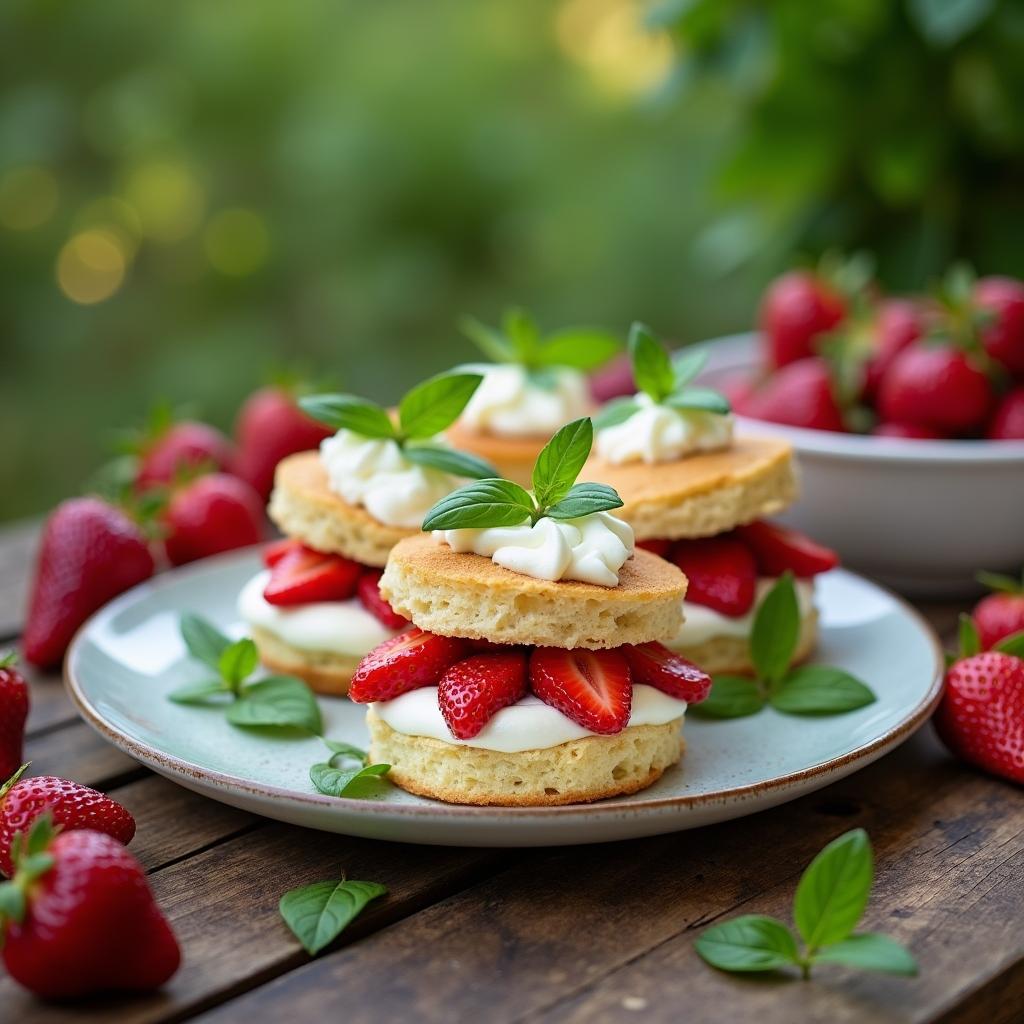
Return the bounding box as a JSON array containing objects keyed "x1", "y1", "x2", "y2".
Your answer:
[
  {"x1": 24, "y1": 666, "x2": 78, "y2": 736},
  {"x1": 0, "y1": 518, "x2": 38, "y2": 638}
]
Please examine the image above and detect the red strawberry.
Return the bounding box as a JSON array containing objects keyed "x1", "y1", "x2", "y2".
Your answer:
[
  {"x1": 934, "y1": 651, "x2": 1024, "y2": 784},
  {"x1": 233, "y1": 387, "x2": 333, "y2": 500},
  {"x1": 0, "y1": 820, "x2": 180, "y2": 998},
  {"x1": 136, "y1": 420, "x2": 235, "y2": 491},
  {"x1": 0, "y1": 655, "x2": 29, "y2": 782},
  {"x1": 878, "y1": 343, "x2": 994, "y2": 434},
  {"x1": 262, "y1": 541, "x2": 361, "y2": 606},
  {"x1": 356, "y1": 570, "x2": 409, "y2": 629},
  {"x1": 872, "y1": 422, "x2": 945, "y2": 439},
  {"x1": 622, "y1": 643, "x2": 711, "y2": 703},
  {"x1": 669, "y1": 535, "x2": 757, "y2": 616},
  {"x1": 23, "y1": 498, "x2": 155, "y2": 669},
  {"x1": 438, "y1": 652, "x2": 527, "y2": 739},
  {"x1": 636, "y1": 538, "x2": 672, "y2": 557},
  {"x1": 0, "y1": 767, "x2": 135, "y2": 878},
  {"x1": 862, "y1": 298, "x2": 927, "y2": 399},
  {"x1": 162, "y1": 473, "x2": 264, "y2": 566},
  {"x1": 988, "y1": 387, "x2": 1024, "y2": 440},
  {"x1": 974, "y1": 276, "x2": 1024, "y2": 376},
  {"x1": 759, "y1": 270, "x2": 846, "y2": 368},
  {"x1": 529, "y1": 647, "x2": 632, "y2": 734},
  {"x1": 262, "y1": 537, "x2": 296, "y2": 567},
  {"x1": 349, "y1": 629, "x2": 467, "y2": 703},
  {"x1": 737, "y1": 358, "x2": 847, "y2": 432},
  {"x1": 972, "y1": 572, "x2": 1024, "y2": 651},
  {"x1": 735, "y1": 520, "x2": 839, "y2": 578}
]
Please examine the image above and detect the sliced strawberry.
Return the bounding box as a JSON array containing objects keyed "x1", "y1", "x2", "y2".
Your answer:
[
  {"x1": 356, "y1": 570, "x2": 409, "y2": 630},
  {"x1": 465, "y1": 638, "x2": 518, "y2": 653},
  {"x1": 262, "y1": 538, "x2": 296, "y2": 568},
  {"x1": 529, "y1": 648, "x2": 632, "y2": 734},
  {"x1": 349, "y1": 629, "x2": 467, "y2": 703},
  {"x1": 263, "y1": 542, "x2": 361, "y2": 606},
  {"x1": 736, "y1": 520, "x2": 839, "y2": 578},
  {"x1": 622, "y1": 642, "x2": 712, "y2": 704},
  {"x1": 438, "y1": 652, "x2": 527, "y2": 739},
  {"x1": 636, "y1": 538, "x2": 672, "y2": 557},
  {"x1": 669, "y1": 535, "x2": 757, "y2": 616}
]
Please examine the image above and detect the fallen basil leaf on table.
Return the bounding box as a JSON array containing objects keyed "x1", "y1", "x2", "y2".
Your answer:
[
  {"x1": 811, "y1": 933, "x2": 918, "y2": 975},
  {"x1": 310, "y1": 762, "x2": 391, "y2": 798},
  {"x1": 794, "y1": 828, "x2": 873, "y2": 949},
  {"x1": 279, "y1": 879, "x2": 388, "y2": 956},
  {"x1": 694, "y1": 915, "x2": 800, "y2": 972},
  {"x1": 226, "y1": 676, "x2": 323, "y2": 734}
]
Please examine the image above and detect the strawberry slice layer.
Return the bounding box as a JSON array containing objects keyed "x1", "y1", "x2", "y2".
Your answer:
[
  {"x1": 636, "y1": 538, "x2": 672, "y2": 557},
  {"x1": 262, "y1": 537, "x2": 296, "y2": 568},
  {"x1": 439, "y1": 652, "x2": 528, "y2": 739},
  {"x1": 262, "y1": 541, "x2": 361, "y2": 606},
  {"x1": 356, "y1": 569, "x2": 409, "y2": 630},
  {"x1": 349, "y1": 629, "x2": 467, "y2": 703},
  {"x1": 669, "y1": 535, "x2": 757, "y2": 616},
  {"x1": 529, "y1": 648, "x2": 632, "y2": 734},
  {"x1": 622, "y1": 642, "x2": 712, "y2": 704},
  {"x1": 736, "y1": 520, "x2": 839, "y2": 578}
]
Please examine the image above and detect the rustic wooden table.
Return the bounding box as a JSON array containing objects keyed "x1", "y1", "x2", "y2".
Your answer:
[{"x1": 1, "y1": 522, "x2": 1022, "y2": 1024}]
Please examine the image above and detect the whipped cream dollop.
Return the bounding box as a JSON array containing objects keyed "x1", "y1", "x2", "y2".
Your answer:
[
  {"x1": 436, "y1": 511, "x2": 634, "y2": 586},
  {"x1": 457, "y1": 363, "x2": 591, "y2": 438},
  {"x1": 238, "y1": 571, "x2": 402, "y2": 656},
  {"x1": 319, "y1": 430, "x2": 464, "y2": 529},
  {"x1": 595, "y1": 393, "x2": 733, "y2": 465},
  {"x1": 669, "y1": 578, "x2": 815, "y2": 647},
  {"x1": 374, "y1": 684, "x2": 686, "y2": 753}
]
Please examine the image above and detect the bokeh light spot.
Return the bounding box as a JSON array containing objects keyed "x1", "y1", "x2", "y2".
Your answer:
[
  {"x1": 74, "y1": 196, "x2": 144, "y2": 259},
  {"x1": 204, "y1": 208, "x2": 270, "y2": 276},
  {"x1": 0, "y1": 165, "x2": 59, "y2": 230},
  {"x1": 123, "y1": 160, "x2": 204, "y2": 243},
  {"x1": 56, "y1": 229, "x2": 126, "y2": 304}
]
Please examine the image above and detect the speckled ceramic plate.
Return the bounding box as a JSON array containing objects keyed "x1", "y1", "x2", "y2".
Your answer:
[{"x1": 65, "y1": 549, "x2": 944, "y2": 847}]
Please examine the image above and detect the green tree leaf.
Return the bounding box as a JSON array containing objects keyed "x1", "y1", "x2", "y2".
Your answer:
[
  {"x1": 770, "y1": 666, "x2": 877, "y2": 715},
  {"x1": 688, "y1": 675, "x2": 766, "y2": 719},
  {"x1": 545, "y1": 482, "x2": 623, "y2": 520},
  {"x1": 279, "y1": 879, "x2": 388, "y2": 956},
  {"x1": 227, "y1": 676, "x2": 323, "y2": 734},
  {"x1": 422, "y1": 479, "x2": 535, "y2": 531},
  {"x1": 218, "y1": 638, "x2": 259, "y2": 689},
  {"x1": 403, "y1": 444, "x2": 497, "y2": 480},
  {"x1": 628, "y1": 322, "x2": 676, "y2": 403},
  {"x1": 663, "y1": 387, "x2": 731, "y2": 415},
  {"x1": 180, "y1": 614, "x2": 231, "y2": 671},
  {"x1": 695, "y1": 915, "x2": 800, "y2": 973},
  {"x1": 310, "y1": 762, "x2": 391, "y2": 798},
  {"x1": 398, "y1": 371, "x2": 484, "y2": 439},
  {"x1": 167, "y1": 679, "x2": 231, "y2": 705},
  {"x1": 813, "y1": 933, "x2": 918, "y2": 975},
  {"x1": 593, "y1": 397, "x2": 640, "y2": 431},
  {"x1": 536, "y1": 329, "x2": 620, "y2": 370},
  {"x1": 459, "y1": 315, "x2": 515, "y2": 362},
  {"x1": 794, "y1": 828, "x2": 873, "y2": 952},
  {"x1": 299, "y1": 395, "x2": 395, "y2": 439},
  {"x1": 532, "y1": 418, "x2": 593, "y2": 508},
  {"x1": 751, "y1": 573, "x2": 800, "y2": 685}
]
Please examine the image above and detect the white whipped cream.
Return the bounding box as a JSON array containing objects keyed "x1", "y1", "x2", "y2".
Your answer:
[
  {"x1": 595, "y1": 393, "x2": 733, "y2": 465},
  {"x1": 436, "y1": 511, "x2": 634, "y2": 587},
  {"x1": 238, "y1": 571, "x2": 402, "y2": 656},
  {"x1": 669, "y1": 578, "x2": 815, "y2": 648},
  {"x1": 319, "y1": 430, "x2": 463, "y2": 529},
  {"x1": 373, "y1": 683, "x2": 686, "y2": 753},
  {"x1": 457, "y1": 363, "x2": 591, "y2": 438}
]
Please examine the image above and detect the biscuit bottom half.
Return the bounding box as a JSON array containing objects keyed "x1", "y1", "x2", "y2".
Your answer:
[
  {"x1": 367, "y1": 708, "x2": 684, "y2": 807},
  {"x1": 250, "y1": 625, "x2": 361, "y2": 697}
]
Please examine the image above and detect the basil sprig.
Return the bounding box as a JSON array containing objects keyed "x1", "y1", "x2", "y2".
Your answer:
[
  {"x1": 593, "y1": 323, "x2": 730, "y2": 429},
  {"x1": 696, "y1": 829, "x2": 917, "y2": 979},
  {"x1": 690, "y1": 574, "x2": 876, "y2": 719},
  {"x1": 422, "y1": 418, "x2": 622, "y2": 531},
  {"x1": 300, "y1": 371, "x2": 497, "y2": 481},
  {"x1": 279, "y1": 877, "x2": 387, "y2": 956},
  {"x1": 460, "y1": 307, "x2": 620, "y2": 375}
]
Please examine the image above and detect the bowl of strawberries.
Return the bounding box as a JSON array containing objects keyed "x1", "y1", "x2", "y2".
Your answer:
[{"x1": 694, "y1": 261, "x2": 1024, "y2": 596}]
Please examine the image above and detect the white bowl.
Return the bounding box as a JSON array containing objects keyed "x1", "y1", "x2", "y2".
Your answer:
[{"x1": 695, "y1": 333, "x2": 1024, "y2": 597}]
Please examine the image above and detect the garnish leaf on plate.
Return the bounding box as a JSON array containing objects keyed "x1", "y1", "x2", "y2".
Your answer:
[
  {"x1": 226, "y1": 676, "x2": 323, "y2": 734},
  {"x1": 299, "y1": 394, "x2": 395, "y2": 440},
  {"x1": 688, "y1": 675, "x2": 766, "y2": 719},
  {"x1": 167, "y1": 679, "x2": 231, "y2": 705},
  {"x1": 218, "y1": 638, "x2": 259, "y2": 690},
  {"x1": 770, "y1": 666, "x2": 877, "y2": 714},
  {"x1": 310, "y1": 762, "x2": 390, "y2": 798},
  {"x1": 180, "y1": 614, "x2": 231, "y2": 672},
  {"x1": 750, "y1": 572, "x2": 800, "y2": 685},
  {"x1": 279, "y1": 879, "x2": 388, "y2": 956}
]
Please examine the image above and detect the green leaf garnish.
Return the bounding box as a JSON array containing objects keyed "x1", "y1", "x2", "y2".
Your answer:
[
  {"x1": 536, "y1": 328, "x2": 622, "y2": 371},
  {"x1": 592, "y1": 397, "x2": 640, "y2": 430},
  {"x1": 299, "y1": 394, "x2": 396, "y2": 440},
  {"x1": 310, "y1": 762, "x2": 391, "y2": 798},
  {"x1": 167, "y1": 679, "x2": 232, "y2": 705},
  {"x1": 459, "y1": 314, "x2": 515, "y2": 362},
  {"x1": 532, "y1": 417, "x2": 593, "y2": 508},
  {"x1": 688, "y1": 675, "x2": 766, "y2": 719},
  {"x1": 218, "y1": 638, "x2": 259, "y2": 690},
  {"x1": 322, "y1": 739, "x2": 369, "y2": 764},
  {"x1": 671, "y1": 347, "x2": 709, "y2": 389},
  {"x1": 663, "y1": 388, "x2": 732, "y2": 416},
  {"x1": 403, "y1": 444, "x2": 497, "y2": 480},
  {"x1": 398, "y1": 371, "x2": 484, "y2": 440},
  {"x1": 629, "y1": 322, "x2": 676, "y2": 403},
  {"x1": 769, "y1": 666, "x2": 877, "y2": 714},
  {"x1": 279, "y1": 879, "x2": 387, "y2": 956},
  {"x1": 226, "y1": 676, "x2": 324, "y2": 734},
  {"x1": 995, "y1": 629, "x2": 1024, "y2": 657},
  {"x1": 422, "y1": 479, "x2": 534, "y2": 531},
  {"x1": 794, "y1": 828, "x2": 873, "y2": 950},
  {"x1": 695, "y1": 915, "x2": 800, "y2": 972},
  {"x1": 180, "y1": 614, "x2": 231, "y2": 672},
  {"x1": 750, "y1": 572, "x2": 800, "y2": 685},
  {"x1": 545, "y1": 482, "x2": 623, "y2": 520}
]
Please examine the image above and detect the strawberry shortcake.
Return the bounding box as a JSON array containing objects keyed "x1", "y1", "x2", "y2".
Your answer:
[{"x1": 348, "y1": 419, "x2": 712, "y2": 806}]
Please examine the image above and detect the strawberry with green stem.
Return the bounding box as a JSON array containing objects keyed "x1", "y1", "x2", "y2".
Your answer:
[{"x1": 972, "y1": 570, "x2": 1024, "y2": 650}]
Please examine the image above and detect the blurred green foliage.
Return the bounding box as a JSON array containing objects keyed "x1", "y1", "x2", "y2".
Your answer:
[{"x1": 1, "y1": 0, "x2": 1021, "y2": 520}]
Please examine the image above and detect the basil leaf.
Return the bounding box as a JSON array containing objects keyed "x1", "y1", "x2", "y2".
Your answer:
[
  {"x1": 813, "y1": 933, "x2": 918, "y2": 976},
  {"x1": 770, "y1": 666, "x2": 877, "y2": 715},
  {"x1": 593, "y1": 397, "x2": 640, "y2": 431},
  {"x1": 546, "y1": 483, "x2": 623, "y2": 520},
  {"x1": 663, "y1": 387, "x2": 731, "y2": 416},
  {"x1": 958, "y1": 612, "x2": 981, "y2": 657},
  {"x1": 536, "y1": 329, "x2": 620, "y2": 371},
  {"x1": 422, "y1": 479, "x2": 534, "y2": 531},
  {"x1": 218, "y1": 638, "x2": 258, "y2": 688},
  {"x1": 459, "y1": 315, "x2": 515, "y2": 362},
  {"x1": 995, "y1": 629, "x2": 1024, "y2": 657},
  {"x1": 398, "y1": 371, "x2": 484, "y2": 439},
  {"x1": 403, "y1": 444, "x2": 497, "y2": 480},
  {"x1": 671, "y1": 347, "x2": 709, "y2": 388},
  {"x1": 180, "y1": 614, "x2": 231, "y2": 671},
  {"x1": 310, "y1": 762, "x2": 390, "y2": 798},
  {"x1": 298, "y1": 394, "x2": 395, "y2": 439},
  {"x1": 695, "y1": 915, "x2": 800, "y2": 973},
  {"x1": 532, "y1": 418, "x2": 593, "y2": 508},
  {"x1": 167, "y1": 679, "x2": 231, "y2": 705},
  {"x1": 751, "y1": 573, "x2": 800, "y2": 685},
  {"x1": 794, "y1": 828, "x2": 873, "y2": 951},
  {"x1": 526, "y1": 367, "x2": 561, "y2": 391},
  {"x1": 688, "y1": 675, "x2": 766, "y2": 719},
  {"x1": 227, "y1": 676, "x2": 323, "y2": 734},
  {"x1": 323, "y1": 739, "x2": 368, "y2": 764},
  {"x1": 628, "y1": 322, "x2": 675, "y2": 403},
  {"x1": 279, "y1": 879, "x2": 387, "y2": 956},
  {"x1": 976, "y1": 569, "x2": 1022, "y2": 594},
  {"x1": 503, "y1": 307, "x2": 541, "y2": 365}
]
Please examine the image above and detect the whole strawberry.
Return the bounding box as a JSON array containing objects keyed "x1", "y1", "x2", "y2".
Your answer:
[
  {"x1": 972, "y1": 571, "x2": 1024, "y2": 651},
  {"x1": 23, "y1": 498, "x2": 156, "y2": 669},
  {"x1": 136, "y1": 419, "x2": 235, "y2": 491},
  {"x1": 162, "y1": 472, "x2": 265, "y2": 566},
  {"x1": 759, "y1": 270, "x2": 846, "y2": 368},
  {"x1": 0, "y1": 654, "x2": 29, "y2": 782},
  {"x1": 737, "y1": 358, "x2": 847, "y2": 432},
  {"x1": 987, "y1": 387, "x2": 1024, "y2": 440},
  {"x1": 934, "y1": 651, "x2": 1024, "y2": 785},
  {"x1": 0, "y1": 766, "x2": 136, "y2": 877},
  {"x1": 233, "y1": 386, "x2": 333, "y2": 500},
  {"x1": 861, "y1": 298, "x2": 927, "y2": 400},
  {"x1": 974, "y1": 276, "x2": 1024, "y2": 376},
  {"x1": 0, "y1": 817, "x2": 180, "y2": 998}
]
